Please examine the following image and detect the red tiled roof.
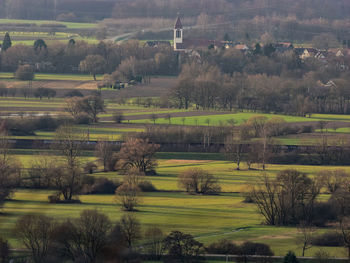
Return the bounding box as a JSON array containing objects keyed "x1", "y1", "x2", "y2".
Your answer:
[{"x1": 175, "y1": 17, "x2": 183, "y2": 29}]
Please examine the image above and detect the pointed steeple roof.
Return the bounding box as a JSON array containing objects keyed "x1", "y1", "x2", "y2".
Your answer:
[{"x1": 174, "y1": 16, "x2": 183, "y2": 29}]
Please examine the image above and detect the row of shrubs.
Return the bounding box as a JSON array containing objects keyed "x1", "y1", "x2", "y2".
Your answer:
[{"x1": 81, "y1": 175, "x2": 157, "y2": 195}]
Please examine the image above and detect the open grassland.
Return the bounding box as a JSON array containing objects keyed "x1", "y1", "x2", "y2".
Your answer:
[
  {"x1": 0, "y1": 19, "x2": 97, "y2": 29},
  {"x1": 0, "y1": 189, "x2": 345, "y2": 257},
  {"x1": 0, "y1": 72, "x2": 102, "y2": 81},
  {"x1": 0, "y1": 153, "x2": 348, "y2": 256},
  {"x1": 13, "y1": 153, "x2": 350, "y2": 193},
  {"x1": 127, "y1": 112, "x2": 324, "y2": 126}
]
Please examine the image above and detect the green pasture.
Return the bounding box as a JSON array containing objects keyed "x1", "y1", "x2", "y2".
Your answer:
[
  {"x1": 1, "y1": 153, "x2": 349, "y2": 256},
  {"x1": 0, "y1": 190, "x2": 346, "y2": 257},
  {"x1": 127, "y1": 112, "x2": 324, "y2": 126},
  {"x1": 13, "y1": 153, "x2": 350, "y2": 192},
  {"x1": 0, "y1": 19, "x2": 97, "y2": 29},
  {"x1": 100, "y1": 109, "x2": 188, "y2": 117},
  {"x1": 0, "y1": 72, "x2": 102, "y2": 81},
  {"x1": 311, "y1": 114, "x2": 350, "y2": 122}
]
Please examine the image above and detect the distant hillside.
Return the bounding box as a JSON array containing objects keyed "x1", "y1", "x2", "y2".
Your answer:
[{"x1": 0, "y1": 0, "x2": 349, "y2": 43}]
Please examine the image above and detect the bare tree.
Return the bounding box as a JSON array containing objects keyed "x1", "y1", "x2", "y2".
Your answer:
[
  {"x1": 27, "y1": 155, "x2": 56, "y2": 188},
  {"x1": 77, "y1": 95, "x2": 106, "y2": 123},
  {"x1": 224, "y1": 133, "x2": 246, "y2": 170},
  {"x1": 120, "y1": 214, "x2": 141, "y2": 248},
  {"x1": 318, "y1": 170, "x2": 350, "y2": 194},
  {"x1": 95, "y1": 140, "x2": 114, "y2": 171},
  {"x1": 15, "y1": 214, "x2": 56, "y2": 263},
  {"x1": 178, "y1": 168, "x2": 221, "y2": 194},
  {"x1": 0, "y1": 237, "x2": 9, "y2": 263},
  {"x1": 297, "y1": 222, "x2": 315, "y2": 257},
  {"x1": 79, "y1": 55, "x2": 106, "y2": 81},
  {"x1": 65, "y1": 97, "x2": 82, "y2": 120},
  {"x1": 340, "y1": 217, "x2": 350, "y2": 259},
  {"x1": 52, "y1": 125, "x2": 86, "y2": 201},
  {"x1": 115, "y1": 182, "x2": 141, "y2": 211},
  {"x1": 144, "y1": 227, "x2": 164, "y2": 260},
  {"x1": 65, "y1": 95, "x2": 105, "y2": 123},
  {"x1": 116, "y1": 138, "x2": 159, "y2": 175},
  {"x1": 251, "y1": 170, "x2": 321, "y2": 226},
  {"x1": 150, "y1": 114, "x2": 158, "y2": 125},
  {"x1": 54, "y1": 209, "x2": 111, "y2": 263},
  {"x1": 0, "y1": 133, "x2": 21, "y2": 208}
]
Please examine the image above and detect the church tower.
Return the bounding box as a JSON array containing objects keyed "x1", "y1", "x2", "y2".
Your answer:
[{"x1": 174, "y1": 16, "x2": 184, "y2": 51}]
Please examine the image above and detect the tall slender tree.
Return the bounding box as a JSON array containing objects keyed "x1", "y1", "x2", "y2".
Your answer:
[{"x1": 2, "y1": 32, "x2": 12, "y2": 51}]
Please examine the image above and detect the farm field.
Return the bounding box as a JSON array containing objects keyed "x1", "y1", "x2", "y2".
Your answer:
[
  {"x1": 126, "y1": 112, "x2": 325, "y2": 126},
  {"x1": 0, "y1": 19, "x2": 97, "y2": 29},
  {"x1": 0, "y1": 157, "x2": 349, "y2": 257},
  {"x1": 0, "y1": 72, "x2": 103, "y2": 81}
]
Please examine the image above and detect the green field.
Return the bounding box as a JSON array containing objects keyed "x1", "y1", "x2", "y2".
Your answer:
[
  {"x1": 0, "y1": 157, "x2": 348, "y2": 257},
  {"x1": 0, "y1": 72, "x2": 102, "y2": 81},
  {"x1": 127, "y1": 112, "x2": 324, "y2": 126},
  {"x1": 0, "y1": 19, "x2": 96, "y2": 29}
]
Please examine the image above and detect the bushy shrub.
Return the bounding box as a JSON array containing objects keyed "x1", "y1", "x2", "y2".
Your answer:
[
  {"x1": 90, "y1": 178, "x2": 120, "y2": 194},
  {"x1": 75, "y1": 113, "x2": 92, "y2": 124},
  {"x1": 84, "y1": 162, "x2": 97, "y2": 174},
  {"x1": 138, "y1": 180, "x2": 157, "y2": 192},
  {"x1": 0, "y1": 237, "x2": 10, "y2": 263},
  {"x1": 48, "y1": 194, "x2": 61, "y2": 203},
  {"x1": 206, "y1": 239, "x2": 240, "y2": 255},
  {"x1": 65, "y1": 90, "x2": 84, "y2": 97},
  {"x1": 240, "y1": 241, "x2": 274, "y2": 256},
  {"x1": 312, "y1": 202, "x2": 337, "y2": 226},
  {"x1": 311, "y1": 232, "x2": 344, "y2": 247},
  {"x1": 113, "y1": 111, "x2": 124, "y2": 123},
  {"x1": 178, "y1": 168, "x2": 221, "y2": 195},
  {"x1": 2, "y1": 116, "x2": 73, "y2": 135},
  {"x1": 15, "y1": 64, "x2": 34, "y2": 80}
]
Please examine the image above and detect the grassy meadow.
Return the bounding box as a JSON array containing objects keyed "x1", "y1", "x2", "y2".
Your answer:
[
  {"x1": 1, "y1": 94, "x2": 350, "y2": 259},
  {"x1": 0, "y1": 72, "x2": 102, "y2": 81},
  {"x1": 1, "y1": 154, "x2": 349, "y2": 257},
  {"x1": 0, "y1": 19, "x2": 97, "y2": 29}
]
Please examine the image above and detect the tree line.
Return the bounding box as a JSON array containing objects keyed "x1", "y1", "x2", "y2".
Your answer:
[
  {"x1": 172, "y1": 48, "x2": 350, "y2": 114},
  {"x1": 0, "y1": 37, "x2": 179, "y2": 80}
]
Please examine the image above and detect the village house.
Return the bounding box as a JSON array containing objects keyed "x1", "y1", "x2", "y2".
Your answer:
[{"x1": 173, "y1": 16, "x2": 225, "y2": 51}]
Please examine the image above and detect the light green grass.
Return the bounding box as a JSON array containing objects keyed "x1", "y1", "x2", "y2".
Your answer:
[
  {"x1": 311, "y1": 114, "x2": 350, "y2": 122},
  {"x1": 127, "y1": 112, "x2": 323, "y2": 126},
  {"x1": 0, "y1": 19, "x2": 96, "y2": 29},
  {"x1": 2, "y1": 154, "x2": 349, "y2": 257},
  {"x1": 0, "y1": 190, "x2": 346, "y2": 257},
  {"x1": 0, "y1": 72, "x2": 102, "y2": 81}
]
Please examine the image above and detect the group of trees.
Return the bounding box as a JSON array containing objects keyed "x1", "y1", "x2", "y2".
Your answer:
[
  {"x1": 172, "y1": 50, "x2": 350, "y2": 114},
  {"x1": 11, "y1": 208, "x2": 279, "y2": 263},
  {"x1": 11, "y1": 208, "x2": 217, "y2": 263},
  {"x1": 0, "y1": 133, "x2": 21, "y2": 209},
  {"x1": 251, "y1": 168, "x2": 350, "y2": 258},
  {"x1": 65, "y1": 94, "x2": 105, "y2": 123},
  {"x1": 0, "y1": 38, "x2": 179, "y2": 82}
]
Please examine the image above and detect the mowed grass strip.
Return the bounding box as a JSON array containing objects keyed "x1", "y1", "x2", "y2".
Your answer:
[
  {"x1": 0, "y1": 72, "x2": 102, "y2": 81},
  {"x1": 0, "y1": 19, "x2": 97, "y2": 29},
  {"x1": 127, "y1": 112, "x2": 325, "y2": 126}
]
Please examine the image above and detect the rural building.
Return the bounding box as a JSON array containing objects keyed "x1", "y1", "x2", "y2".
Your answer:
[{"x1": 173, "y1": 16, "x2": 225, "y2": 51}]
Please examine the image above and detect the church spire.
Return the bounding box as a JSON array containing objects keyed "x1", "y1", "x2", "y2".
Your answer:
[{"x1": 174, "y1": 16, "x2": 183, "y2": 29}]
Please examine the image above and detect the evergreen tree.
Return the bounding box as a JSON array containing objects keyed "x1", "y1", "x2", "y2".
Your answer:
[
  {"x1": 34, "y1": 39, "x2": 47, "y2": 52},
  {"x1": 284, "y1": 251, "x2": 299, "y2": 263},
  {"x1": 253, "y1": 43, "x2": 262, "y2": 55},
  {"x1": 2, "y1": 32, "x2": 12, "y2": 51}
]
